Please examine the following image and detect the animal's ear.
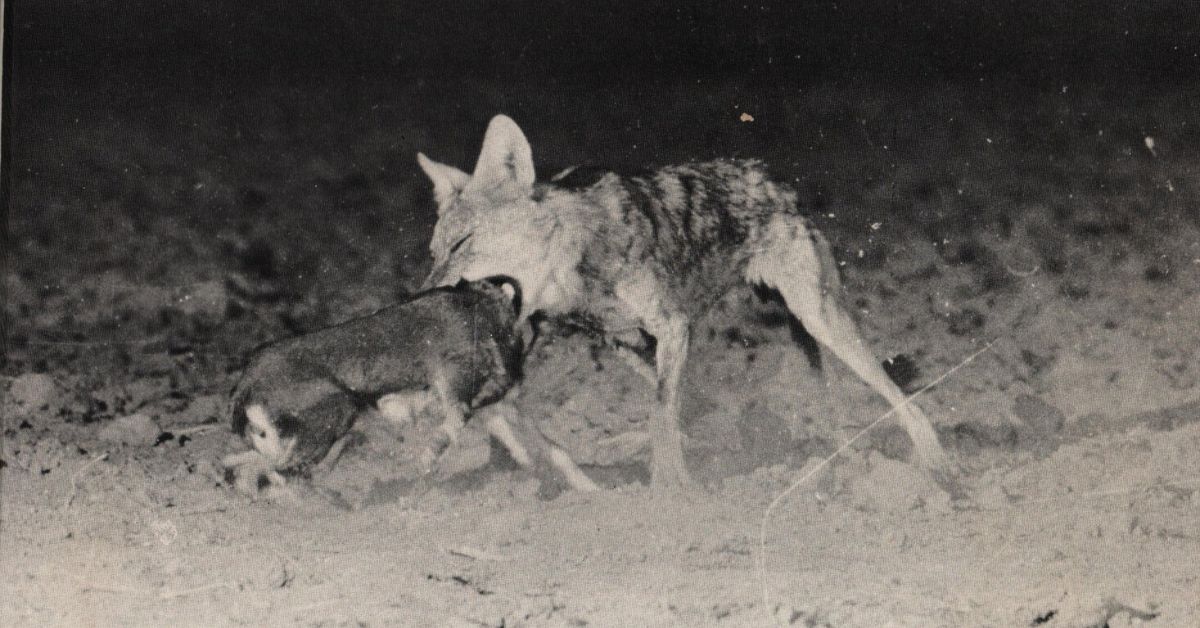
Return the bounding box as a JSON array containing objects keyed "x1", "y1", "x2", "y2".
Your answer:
[
  {"x1": 417, "y1": 152, "x2": 471, "y2": 212},
  {"x1": 465, "y1": 115, "x2": 535, "y2": 198},
  {"x1": 484, "y1": 275, "x2": 522, "y2": 317}
]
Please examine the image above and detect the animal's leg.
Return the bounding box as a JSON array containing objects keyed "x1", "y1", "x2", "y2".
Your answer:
[
  {"x1": 612, "y1": 344, "x2": 658, "y2": 385},
  {"x1": 546, "y1": 448, "x2": 600, "y2": 493},
  {"x1": 418, "y1": 370, "x2": 468, "y2": 473},
  {"x1": 479, "y1": 403, "x2": 534, "y2": 468},
  {"x1": 646, "y1": 314, "x2": 698, "y2": 490},
  {"x1": 377, "y1": 390, "x2": 436, "y2": 427},
  {"x1": 746, "y1": 215, "x2": 949, "y2": 473},
  {"x1": 613, "y1": 275, "x2": 700, "y2": 491},
  {"x1": 312, "y1": 432, "x2": 356, "y2": 475},
  {"x1": 479, "y1": 402, "x2": 599, "y2": 493},
  {"x1": 221, "y1": 450, "x2": 264, "y2": 469}
]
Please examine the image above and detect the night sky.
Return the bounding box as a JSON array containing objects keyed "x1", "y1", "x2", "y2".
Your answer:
[{"x1": 9, "y1": 1, "x2": 1199, "y2": 86}]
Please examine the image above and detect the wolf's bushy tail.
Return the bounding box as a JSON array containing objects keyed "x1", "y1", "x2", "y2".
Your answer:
[{"x1": 744, "y1": 214, "x2": 948, "y2": 472}]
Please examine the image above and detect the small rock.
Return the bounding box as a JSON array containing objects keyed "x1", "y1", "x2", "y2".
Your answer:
[
  {"x1": 98, "y1": 413, "x2": 161, "y2": 446},
  {"x1": 435, "y1": 429, "x2": 492, "y2": 477},
  {"x1": 871, "y1": 424, "x2": 914, "y2": 462},
  {"x1": 170, "y1": 280, "x2": 229, "y2": 318},
  {"x1": 1012, "y1": 394, "x2": 1065, "y2": 434},
  {"x1": 177, "y1": 459, "x2": 219, "y2": 490},
  {"x1": 974, "y1": 483, "x2": 1009, "y2": 511},
  {"x1": 8, "y1": 373, "x2": 62, "y2": 411},
  {"x1": 946, "y1": 308, "x2": 986, "y2": 336},
  {"x1": 168, "y1": 394, "x2": 225, "y2": 426},
  {"x1": 9, "y1": 436, "x2": 69, "y2": 474},
  {"x1": 848, "y1": 453, "x2": 951, "y2": 515},
  {"x1": 790, "y1": 455, "x2": 838, "y2": 497},
  {"x1": 589, "y1": 431, "x2": 651, "y2": 466},
  {"x1": 124, "y1": 377, "x2": 168, "y2": 410}
]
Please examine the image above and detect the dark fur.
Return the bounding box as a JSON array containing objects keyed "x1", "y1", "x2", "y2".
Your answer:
[{"x1": 230, "y1": 279, "x2": 522, "y2": 473}]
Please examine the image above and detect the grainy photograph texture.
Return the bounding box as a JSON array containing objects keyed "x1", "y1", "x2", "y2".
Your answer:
[{"x1": 3, "y1": 2, "x2": 1199, "y2": 626}]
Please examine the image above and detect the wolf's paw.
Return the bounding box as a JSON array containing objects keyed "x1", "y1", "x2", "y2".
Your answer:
[
  {"x1": 918, "y1": 453, "x2": 951, "y2": 476},
  {"x1": 648, "y1": 457, "x2": 705, "y2": 497},
  {"x1": 929, "y1": 466, "x2": 970, "y2": 503},
  {"x1": 912, "y1": 441, "x2": 956, "y2": 479}
]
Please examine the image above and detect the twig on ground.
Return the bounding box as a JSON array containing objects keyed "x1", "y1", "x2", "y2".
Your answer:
[
  {"x1": 1004, "y1": 262, "x2": 1040, "y2": 277},
  {"x1": 445, "y1": 545, "x2": 513, "y2": 562},
  {"x1": 80, "y1": 585, "x2": 147, "y2": 596},
  {"x1": 158, "y1": 582, "x2": 236, "y2": 599},
  {"x1": 169, "y1": 424, "x2": 223, "y2": 436},
  {"x1": 177, "y1": 506, "x2": 228, "y2": 517},
  {"x1": 756, "y1": 339, "x2": 995, "y2": 619},
  {"x1": 290, "y1": 599, "x2": 340, "y2": 614},
  {"x1": 82, "y1": 580, "x2": 235, "y2": 600}
]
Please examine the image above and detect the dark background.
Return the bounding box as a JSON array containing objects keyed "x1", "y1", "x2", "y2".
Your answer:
[
  {"x1": 5, "y1": 0, "x2": 1198, "y2": 343},
  {"x1": 10, "y1": 1, "x2": 1199, "y2": 85}
]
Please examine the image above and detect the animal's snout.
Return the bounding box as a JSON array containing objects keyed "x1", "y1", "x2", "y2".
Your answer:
[{"x1": 243, "y1": 403, "x2": 298, "y2": 469}]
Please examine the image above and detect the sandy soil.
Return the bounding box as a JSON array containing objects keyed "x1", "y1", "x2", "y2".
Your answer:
[{"x1": 3, "y1": 74, "x2": 1199, "y2": 626}]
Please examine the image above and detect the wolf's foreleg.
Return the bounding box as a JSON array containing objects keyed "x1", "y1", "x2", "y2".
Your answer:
[{"x1": 647, "y1": 315, "x2": 698, "y2": 490}]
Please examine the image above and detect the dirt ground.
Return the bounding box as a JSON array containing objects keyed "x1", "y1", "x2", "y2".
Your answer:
[{"x1": 4, "y1": 72, "x2": 1200, "y2": 626}]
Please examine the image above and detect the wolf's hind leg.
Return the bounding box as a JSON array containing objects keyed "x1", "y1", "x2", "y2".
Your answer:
[{"x1": 745, "y1": 215, "x2": 949, "y2": 474}]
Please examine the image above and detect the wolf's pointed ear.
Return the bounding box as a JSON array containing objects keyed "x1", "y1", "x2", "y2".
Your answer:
[
  {"x1": 417, "y1": 152, "x2": 470, "y2": 212},
  {"x1": 466, "y1": 115, "x2": 535, "y2": 198},
  {"x1": 483, "y1": 275, "x2": 522, "y2": 317}
]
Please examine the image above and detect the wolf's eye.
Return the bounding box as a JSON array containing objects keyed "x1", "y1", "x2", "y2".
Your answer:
[{"x1": 448, "y1": 233, "x2": 472, "y2": 255}]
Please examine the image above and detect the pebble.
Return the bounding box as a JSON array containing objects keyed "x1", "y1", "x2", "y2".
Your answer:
[
  {"x1": 172, "y1": 280, "x2": 229, "y2": 318},
  {"x1": 98, "y1": 413, "x2": 161, "y2": 446},
  {"x1": 1012, "y1": 394, "x2": 1066, "y2": 434},
  {"x1": 168, "y1": 394, "x2": 225, "y2": 426},
  {"x1": 848, "y1": 452, "x2": 952, "y2": 515},
  {"x1": 8, "y1": 373, "x2": 61, "y2": 411}
]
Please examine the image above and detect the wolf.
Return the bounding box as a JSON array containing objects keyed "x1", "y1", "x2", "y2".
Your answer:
[
  {"x1": 416, "y1": 115, "x2": 950, "y2": 490},
  {"x1": 222, "y1": 277, "x2": 598, "y2": 495}
]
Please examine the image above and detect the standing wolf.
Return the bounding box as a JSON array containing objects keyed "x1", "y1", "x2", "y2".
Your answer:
[{"x1": 417, "y1": 115, "x2": 949, "y2": 490}]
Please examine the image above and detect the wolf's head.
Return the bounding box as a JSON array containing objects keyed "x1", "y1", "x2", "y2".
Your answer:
[{"x1": 418, "y1": 115, "x2": 584, "y2": 319}]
